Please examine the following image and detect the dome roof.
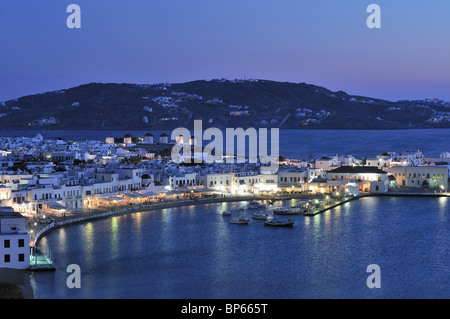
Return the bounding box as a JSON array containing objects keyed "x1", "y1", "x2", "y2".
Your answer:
[
  {"x1": 142, "y1": 174, "x2": 151, "y2": 179},
  {"x1": 145, "y1": 133, "x2": 153, "y2": 137},
  {"x1": 124, "y1": 133, "x2": 132, "y2": 138}
]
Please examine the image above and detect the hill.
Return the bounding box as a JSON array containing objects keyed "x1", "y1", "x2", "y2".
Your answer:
[{"x1": 0, "y1": 79, "x2": 449, "y2": 130}]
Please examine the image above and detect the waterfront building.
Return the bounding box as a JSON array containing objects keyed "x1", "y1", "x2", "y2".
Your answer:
[
  {"x1": 252, "y1": 173, "x2": 278, "y2": 193},
  {"x1": 277, "y1": 171, "x2": 306, "y2": 185},
  {"x1": 204, "y1": 172, "x2": 233, "y2": 194},
  {"x1": 389, "y1": 166, "x2": 448, "y2": 189},
  {"x1": 169, "y1": 172, "x2": 197, "y2": 188},
  {"x1": 327, "y1": 166, "x2": 389, "y2": 193},
  {"x1": 0, "y1": 207, "x2": 30, "y2": 270}
]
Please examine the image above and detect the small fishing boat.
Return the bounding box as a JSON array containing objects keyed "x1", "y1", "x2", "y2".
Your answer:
[
  {"x1": 273, "y1": 207, "x2": 304, "y2": 215},
  {"x1": 291, "y1": 201, "x2": 307, "y2": 208},
  {"x1": 222, "y1": 211, "x2": 232, "y2": 216},
  {"x1": 264, "y1": 219, "x2": 295, "y2": 227},
  {"x1": 230, "y1": 218, "x2": 251, "y2": 225},
  {"x1": 247, "y1": 200, "x2": 266, "y2": 209},
  {"x1": 252, "y1": 213, "x2": 269, "y2": 220}
]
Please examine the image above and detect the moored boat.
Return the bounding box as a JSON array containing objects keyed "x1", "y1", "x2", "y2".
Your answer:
[
  {"x1": 264, "y1": 219, "x2": 295, "y2": 227},
  {"x1": 247, "y1": 200, "x2": 266, "y2": 209},
  {"x1": 252, "y1": 213, "x2": 269, "y2": 220},
  {"x1": 273, "y1": 207, "x2": 304, "y2": 215},
  {"x1": 230, "y1": 218, "x2": 251, "y2": 225},
  {"x1": 222, "y1": 211, "x2": 232, "y2": 216}
]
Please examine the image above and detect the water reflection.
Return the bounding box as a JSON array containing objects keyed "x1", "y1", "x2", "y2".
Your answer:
[
  {"x1": 132, "y1": 212, "x2": 143, "y2": 253},
  {"x1": 110, "y1": 217, "x2": 119, "y2": 257},
  {"x1": 57, "y1": 228, "x2": 67, "y2": 251},
  {"x1": 438, "y1": 197, "x2": 447, "y2": 220},
  {"x1": 83, "y1": 223, "x2": 94, "y2": 263}
]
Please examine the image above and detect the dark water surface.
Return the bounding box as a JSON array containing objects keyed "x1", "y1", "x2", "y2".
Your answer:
[{"x1": 32, "y1": 197, "x2": 449, "y2": 299}]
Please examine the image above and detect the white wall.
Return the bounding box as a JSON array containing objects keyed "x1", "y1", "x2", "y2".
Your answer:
[{"x1": 0, "y1": 233, "x2": 30, "y2": 269}]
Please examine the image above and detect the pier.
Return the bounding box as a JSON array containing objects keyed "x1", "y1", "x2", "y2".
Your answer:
[
  {"x1": 304, "y1": 191, "x2": 449, "y2": 216},
  {"x1": 29, "y1": 247, "x2": 55, "y2": 271},
  {"x1": 303, "y1": 195, "x2": 367, "y2": 216}
]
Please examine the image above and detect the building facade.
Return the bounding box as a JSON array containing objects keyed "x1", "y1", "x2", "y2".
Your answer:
[
  {"x1": 0, "y1": 208, "x2": 30, "y2": 269},
  {"x1": 389, "y1": 166, "x2": 448, "y2": 189}
]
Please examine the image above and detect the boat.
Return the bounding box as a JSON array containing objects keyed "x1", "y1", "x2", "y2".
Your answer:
[
  {"x1": 222, "y1": 211, "x2": 232, "y2": 216},
  {"x1": 252, "y1": 213, "x2": 269, "y2": 220},
  {"x1": 247, "y1": 200, "x2": 266, "y2": 209},
  {"x1": 273, "y1": 207, "x2": 304, "y2": 215},
  {"x1": 291, "y1": 201, "x2": 307, "y2": 208},
  {"x1": 264, "y1": 219, "x2": 295, "y2": 227},
  {"x1": 230, "y1": 218, "x2": 251, "y2": 225}
]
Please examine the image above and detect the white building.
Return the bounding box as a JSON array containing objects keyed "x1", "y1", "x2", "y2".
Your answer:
[
  {"x1": 169, "y1": 173, "x2": 197, "y2": 188},
  {"x1": 0, "y1": 186, "x2": 12, "y2": 207},
  {"x1": 389, "y1": 166, "x2": 448, "y2": 189},
  {"x1": 0, "y1": 207, "x2": 30, "y2": 269},
  {"x1": 327, "y1": 166, "x2": 389, "y2": 193},
  {"x1": 315, "y1": 156, "x2": 340, "y2": 171}
]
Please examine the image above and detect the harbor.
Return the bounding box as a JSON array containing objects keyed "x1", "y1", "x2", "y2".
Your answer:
[{"x1": 31, "y1": 195, "x2": 449, "y2": 299}]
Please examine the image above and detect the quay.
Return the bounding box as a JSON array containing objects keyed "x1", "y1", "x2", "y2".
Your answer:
[
  {"x1": 304, "y1": 191, "x2": 450, "y2": 216},
  {"x1": 28, "y1": 247, "x2": 55, "y2": 271},
  {"x1": 303, "y1": 194, "x2": 368, "y2": 216}
]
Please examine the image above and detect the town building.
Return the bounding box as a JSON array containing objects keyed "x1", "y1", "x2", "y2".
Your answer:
[
  {"x1": 326, "y1": 166, "x2": 389, "y2": 193},
  {"x1": 389, "y1": 166, "x2": 448, "y2": 189},
  {"x1": 0, "y1": 207, "x2": 30, "y2": 269}
]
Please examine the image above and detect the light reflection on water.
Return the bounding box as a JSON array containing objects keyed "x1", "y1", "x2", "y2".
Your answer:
[{"x1": 33, "y1": 197, "x2": 449, "y2": 299}]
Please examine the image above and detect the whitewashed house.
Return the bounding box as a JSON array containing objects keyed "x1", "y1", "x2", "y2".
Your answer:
[{"x1": 0, "y1": 207, "x2": 30, "y2": 269}]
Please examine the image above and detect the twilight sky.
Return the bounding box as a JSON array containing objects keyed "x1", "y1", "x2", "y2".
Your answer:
[{"x1": 1, "y1": 0, "x2": 450, "y2": 102}]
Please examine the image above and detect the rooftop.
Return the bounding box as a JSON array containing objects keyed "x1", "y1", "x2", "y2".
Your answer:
[
  {"x1": 0, "y1": 207, "x2": 24, "y2": 219},
  {"x1": 328, "y1": 166, "x2": 387, "y2": 174}
]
